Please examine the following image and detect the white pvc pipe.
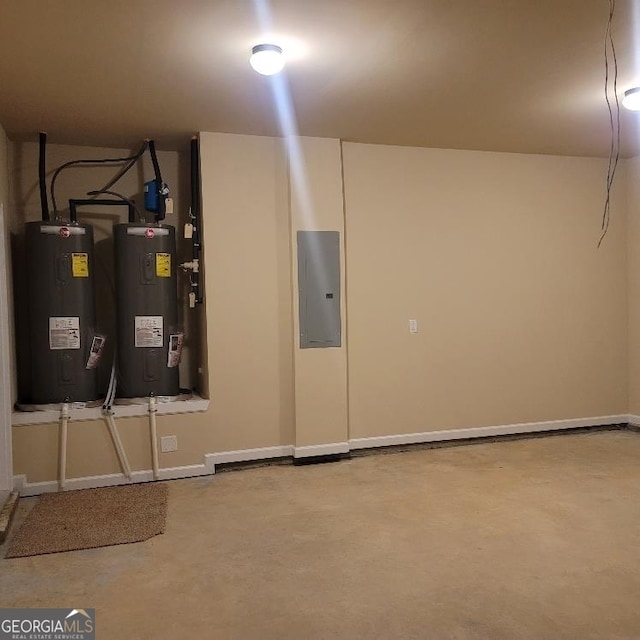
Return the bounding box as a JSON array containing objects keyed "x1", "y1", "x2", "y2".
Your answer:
[
  {"x1": 104, "y1": 362, "x2": 116, "y2": 409},
  {"x1": 104, "y1": 412, "x2": 132, "y2": 479},
  {"x1": 148, "y1": 395, "x2": 159, "y2": 480},
  {"x1": 58, "y1": 402, "x2": 70, "y2": 491}
]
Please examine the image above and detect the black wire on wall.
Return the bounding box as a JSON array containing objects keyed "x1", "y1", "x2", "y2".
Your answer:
[
  {"x1": 599, "y1": 0, "x2": 621, "y2": 248},
  {"x1": 49, "y1": 142, "x2": 148, "y2": 218}
]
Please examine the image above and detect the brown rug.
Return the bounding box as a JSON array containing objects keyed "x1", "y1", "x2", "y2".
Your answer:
[{"x1": 5, "y1": 483, "x2": 168, "y2": 558}]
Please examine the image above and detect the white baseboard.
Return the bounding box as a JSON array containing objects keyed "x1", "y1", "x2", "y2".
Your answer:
[
  {"x1": 349, "y1": 414, "x2": 629, "y2": 450},
  {"x1": 211, "y1": 445, "x2": 293, "y2": 465},
  {"x1": 13, "y1": 458, "x2": 215, "y2": 497},
  {"x1": 294, "y1": 442, "x2": 350, "y2": 458},
  {"x1": 12, "y1": 414, "x2": 630, "y2": 495}
]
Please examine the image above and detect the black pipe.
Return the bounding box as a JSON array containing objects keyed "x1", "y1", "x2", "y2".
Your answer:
[
  {"x1": 99, "y1": 141, "x2": 148, "y2": 193},
  {"x1": 190, "y1": 136, "x2": 203, "y2": 304},
  {"x1": 50, "y1": 147, "x2": 147, "y2": 217},
  {"x1": 69, "y1": 199, "x2": 135, "y2": 225},
  {"x1": 148, "y1": 140, "x2": 166, "y2": 222},
  {"x1": 38, "y1": 132, "x2": 50, "y2": 221},
  {"x1": 190, "y1": 137, "x2": 200, "y2": 247},
  {"x1": 86, "y1": 190, "x2": 141, "y2": 223}
]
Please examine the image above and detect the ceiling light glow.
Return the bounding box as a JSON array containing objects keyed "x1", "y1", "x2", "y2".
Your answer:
[
  {"x1": 622, "y1": 87, "x2": 640, "y2": 111},
  {"x1": 250, "y1": 44, "x2": 285, "y2": 75}
]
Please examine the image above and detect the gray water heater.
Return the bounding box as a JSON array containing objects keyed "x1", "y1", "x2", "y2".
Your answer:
[
  {"x1": 25, "y1": 221, "x2": 99, "y2": 404},
  {"x1": 114, "y1": 223, "x2": 180, "y2": 398}
]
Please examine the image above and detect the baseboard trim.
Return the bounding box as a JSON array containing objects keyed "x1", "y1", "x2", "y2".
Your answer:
[
  {"x1": 13, "y1": 458, "x2": 215, "y2": 497},
  {"x1": 294, "y1": 442, "x2": 350, "y2": 458},
  {"x1": 211, "y1": 445, "x2": 294, "y2": 465},
  {"x1": 349, "y1": 415, "x2": 629, "y2": 450},
  {"x1": 11, "y1": 415, "x2": 631, "y2": 495},
  {"x1": 293, "y1": 453, "x2": 349, "y2": 466}
]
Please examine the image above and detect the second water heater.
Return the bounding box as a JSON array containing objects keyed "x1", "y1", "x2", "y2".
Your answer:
[{"x1": 114, "y1": 223, "x2": 180, "y2": 398}]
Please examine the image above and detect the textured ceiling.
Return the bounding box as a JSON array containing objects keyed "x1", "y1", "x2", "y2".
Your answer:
[{"x1": 0, "y1": 0, "x2": 638, "y2": 156}]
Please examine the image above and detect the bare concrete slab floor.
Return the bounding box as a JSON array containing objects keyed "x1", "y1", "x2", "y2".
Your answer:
[{"x1": 2, "y1": 430, "x2": 640, "y2": 639}]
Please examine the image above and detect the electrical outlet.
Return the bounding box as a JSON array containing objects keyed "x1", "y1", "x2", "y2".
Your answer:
[
  {"x1": 160, "y1": 435, "x2": 178, "y2": 452},
  {"x1": 409, "y1": 319, "x2": 418, "y2": 333}
]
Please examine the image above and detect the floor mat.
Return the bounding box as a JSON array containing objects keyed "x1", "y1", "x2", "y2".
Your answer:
[{"x1": 5, "y1": 483, "x2": 167, "y2": 558}]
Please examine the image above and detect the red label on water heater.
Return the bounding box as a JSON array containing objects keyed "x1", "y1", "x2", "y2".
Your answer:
[
  {"x1": 59, "y1": 227, "x2": 70, "y2": 238},
  {"x1": 145, "y1": 228, "x2": 155, "y2": 239}
]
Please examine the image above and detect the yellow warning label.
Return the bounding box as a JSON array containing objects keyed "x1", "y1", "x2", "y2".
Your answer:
[
  {"x1": 71, "y1": 253, "x2": 89, "y2": 278},
  {"x1": 156, "y1": 253, "x2": 171, "y2": 278}
]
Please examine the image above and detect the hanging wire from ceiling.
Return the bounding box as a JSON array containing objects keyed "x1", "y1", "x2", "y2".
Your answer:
[{"x1": 598, "y1": 0, "x2": 621, "y2": 248}]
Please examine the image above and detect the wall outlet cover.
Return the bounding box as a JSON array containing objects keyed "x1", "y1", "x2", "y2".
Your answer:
[{"x1": 160, "y1": 435, "x2": 178, "y2": 452}]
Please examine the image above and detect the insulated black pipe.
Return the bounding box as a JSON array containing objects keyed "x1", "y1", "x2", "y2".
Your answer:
[
  {"x1": 148, "y1": 140, "x2": 166, "y2": 221},
  {"x1": 148, "y1": 139, "x2": 162, "y2": 183},
  {"x1": 69, "y1": 199, "x2": 134, "y2": 225},
  {"x1": 100, "y1": 140, "x2": 148, "y2": 193},
  {"x1": 38, "y1": 132, "x2": 50, "y2": 221},
  {"x1": 86, "y1": 190, "x2": 141, "y2": 223},
  {"x1": 190, "y1": 137, "x2": 200, "y2": 246},
  {"x1": 190, "y1": 136, "x2": 203, "y2": 304}
]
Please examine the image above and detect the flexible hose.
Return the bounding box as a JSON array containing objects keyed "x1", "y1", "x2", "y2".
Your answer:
[
  {"x1": 99, "y1": 141, "x2": 148, "y2": 193},
  {"x1": 50, "y1": 146, "x2": 146, "y2": 217}
]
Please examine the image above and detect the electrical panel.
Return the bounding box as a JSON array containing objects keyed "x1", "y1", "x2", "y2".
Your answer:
[{"x1": 297, "y1": 231, "x2": 341, "y2": 349}]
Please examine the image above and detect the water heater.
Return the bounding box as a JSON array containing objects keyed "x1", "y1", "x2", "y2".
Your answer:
[
  {"x1": 25, "y1": 221, "x2": 99, "y2": 404},
  {"x1": 113, "y1": 223, "x2": 180, "y2": 398}
]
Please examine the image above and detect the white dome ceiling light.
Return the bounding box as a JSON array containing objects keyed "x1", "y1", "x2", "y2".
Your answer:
[
  {"x1": 622, "y1": 87, "x2": 640, "y2": 111},
  {"x1": 250, "y1": 43, "x2": 285, "y2": 76}
]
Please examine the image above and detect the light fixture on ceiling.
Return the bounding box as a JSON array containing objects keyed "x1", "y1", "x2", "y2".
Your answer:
[
  {"x1": 622, "y1": 87, "x2": 640, "y2": 111},
  {"x1": 250, "y1": 43, "x2": 285, "y2": 76}
]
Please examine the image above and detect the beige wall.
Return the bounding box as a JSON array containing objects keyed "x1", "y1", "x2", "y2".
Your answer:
[
  {"x1": 13, "y1": 413, "x2": 217, "y2": 483},
  {"x1": 627, "y1": 156, "x2": 640, "y2": 415},
  {"x1": 8, "y1": 140, "x2": 213, "y2": 483},
  {"x1": 289, "y1": 137, "x2": 349, "y2": 450},
  {"x1": 9, "y1": 132, "x2": 632, "y2": 486},
  {"x1": 0, "y1": 124, "x2": 14, "y2": 398},
  {"x1": 0, "y1": 126, "x2": 10, "y2": 373},
  {"x1": 0, "y1": 125, "x2": 7, "y2": 208},
  {"x1": 12, "y1": 132, "x2": 297, "y2": 483},
  {"x1": 0, "y1": 122, "x2": 13, "y2": 490},
  {"x1": 199, "y1": 132, "x2": 294, "y2": 452},
  {"x1": 343, "y1": 143, "x2": 628, "y2": 438}
]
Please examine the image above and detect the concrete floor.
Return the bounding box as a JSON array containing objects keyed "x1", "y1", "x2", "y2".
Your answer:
[{"x1": 2, "y1": 430, "x2": 640, "y2": 639}]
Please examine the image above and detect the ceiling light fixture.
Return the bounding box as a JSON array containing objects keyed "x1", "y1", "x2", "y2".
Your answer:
[
  {"x1": 622, "y1": 87, "x2": 640, "y2": 111},
  {"x1": 250, "y1": 43, "x2": 285, "y2": 76}
]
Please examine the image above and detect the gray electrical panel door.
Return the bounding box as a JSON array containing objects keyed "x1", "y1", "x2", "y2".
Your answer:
[{"x1": 297, "y1": 231, "x2": 341, "y2": 348}]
